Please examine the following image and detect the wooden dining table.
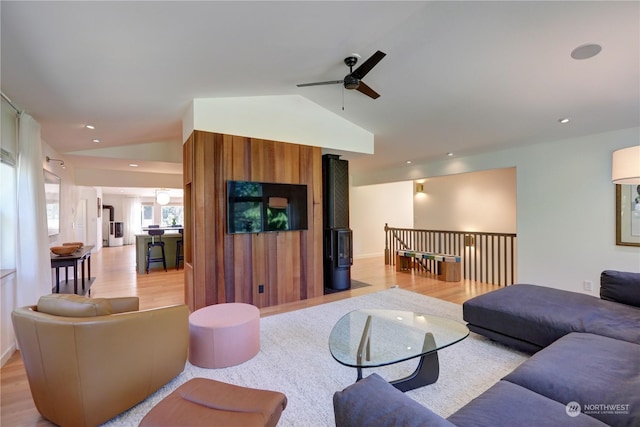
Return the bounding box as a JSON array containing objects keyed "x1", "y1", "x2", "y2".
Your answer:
[{"x1": 50, "y1": 245, "x2": 94, "y2": 295}]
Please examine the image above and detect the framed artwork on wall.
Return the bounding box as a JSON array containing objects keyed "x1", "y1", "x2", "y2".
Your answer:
[{"x1": 616, "y1": 184, "x2": 640, "y2": 247}]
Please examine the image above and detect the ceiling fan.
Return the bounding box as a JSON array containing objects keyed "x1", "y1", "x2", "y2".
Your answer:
[{"x1": 297, "y1": 50, "x2": 386, "y2": 99}]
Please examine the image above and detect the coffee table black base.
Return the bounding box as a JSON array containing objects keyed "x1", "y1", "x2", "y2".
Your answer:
[
  {"x1": 391, "y1": 341, "x2": 439, "y2": 391},
  {"x1": 356, "y1": 332, "x2": 439, "y2": 392}
]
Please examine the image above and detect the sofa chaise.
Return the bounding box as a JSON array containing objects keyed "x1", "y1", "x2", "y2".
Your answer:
[
  {"x1": 462, "y1": 270, "x2": 640, "y2": 353},
  {"x1": 333, "y1": 270, "x2": 640, "y2": 426}
]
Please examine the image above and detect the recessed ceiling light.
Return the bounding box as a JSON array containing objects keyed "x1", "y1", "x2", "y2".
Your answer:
[
  {"x1": 406, "y1": 160, "x2": 412, "y2": 164},
  {"x1": 85, "y1": 124, "x2": 95, "y2": 130},
  {"x1": 558, "y1": 118, "x2": 570, "y2": 124},
  {"x1": 447, "y1": 152, "x2": 454, "y2": 157},
  {"x1": 92, "y1": 139, "x2": 100, "y2": 143},
  {"x1": 571, "y1": 44, "x2": 602, "y2": 60},
  {"x1": 129, "y1": 163, "x2": 139, "y2": 167}
]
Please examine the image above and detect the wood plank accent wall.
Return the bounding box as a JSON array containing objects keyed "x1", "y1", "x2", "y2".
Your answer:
[{"x1": 183, "y1": 130, "x2": 324, "y2": 311}]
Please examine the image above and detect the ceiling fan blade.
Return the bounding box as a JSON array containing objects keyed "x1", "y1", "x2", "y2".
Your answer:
[
  {"x1": 351, "y1": 50, "x2": 386, "y2": 80},
  {"x1": 297, "y1": 80, "x2": 344, "y2": 88},
  {"x1": 356, "y1": 81, "x2": 381, "y2": 99}
]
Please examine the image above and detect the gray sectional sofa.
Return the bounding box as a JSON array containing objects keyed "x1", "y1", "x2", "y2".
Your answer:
[
  {"x1": 333, "y1": 270, "x2": 640, "y2": 426},
  {"x1": 463, "y1": 272, "x2": 640, "y2": 353}
]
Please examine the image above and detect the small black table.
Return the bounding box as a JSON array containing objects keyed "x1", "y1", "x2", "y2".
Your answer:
[{"x1": 50, "y1": 245, "x2": 94, "y2": 295}]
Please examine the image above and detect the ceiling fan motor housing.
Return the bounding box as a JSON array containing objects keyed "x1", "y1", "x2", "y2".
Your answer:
[{"x1": 344, "y1": 74, "x2": 360, "y2": 90}]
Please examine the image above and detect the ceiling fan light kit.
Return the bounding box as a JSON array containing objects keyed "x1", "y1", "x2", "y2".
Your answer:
[{"x1": 297, "y1": 50, "x2": 386, "y2": 100}]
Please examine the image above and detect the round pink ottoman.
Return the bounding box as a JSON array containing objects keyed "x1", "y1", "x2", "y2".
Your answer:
[{"x1": 189, "y1": 303, "x2": 260, "y2": 368}]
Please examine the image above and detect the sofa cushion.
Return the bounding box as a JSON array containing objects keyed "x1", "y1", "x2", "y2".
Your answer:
[
  {"x1": 333, "y1": 373, "x2": 455, "y2": 427},
  {"x1": 600, "y1": 270, "x2": 640, "y2": 308},
  {"x1": 447, "y1": 380, "x2": 607, "y2": 427},
  {"x1": 503, "y1": 332, "x2": 640, "y2": 427},
  {"x1": 463, "y1": 284, "x2": 640, "y2": 348},
  {"x1": 37, "y1": 294, "x2": 113, "y2": 317}
]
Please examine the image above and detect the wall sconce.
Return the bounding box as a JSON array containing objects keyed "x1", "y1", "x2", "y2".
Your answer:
[
  {"x1": 464, "y1": 235, "x2": 475, "y2": 247},
  {"x1": 156, "y1": 189, "x2": 171, "y2": 205},
  {"x1": 46, "y1": 156, "x2": 65, "y2": 169},
  {"x1": 415, "y1": 183, "x2": 424, "y2": 193},
  {"x1": 612, "y1": 146, "x2": 640, "y2": 184}
]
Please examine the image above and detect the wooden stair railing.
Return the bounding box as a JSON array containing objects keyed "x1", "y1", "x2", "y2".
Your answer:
[{"x1": 384, "y1": 224, "x2": 517, "y2": 286}]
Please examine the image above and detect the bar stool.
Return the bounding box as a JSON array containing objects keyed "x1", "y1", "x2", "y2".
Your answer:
[
  {"x1": 146, "y1": 228, "x2": 167, "y2": 273},
  {"x1": 175, "y1": 228, "x2": 184, "y2": 270}
]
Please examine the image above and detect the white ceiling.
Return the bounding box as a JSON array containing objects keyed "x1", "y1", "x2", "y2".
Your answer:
[
  {"x1": 101, "y1": 186, "x2": 183, "y2": 199},
  {"x1": 2, "y1": 1, "x2": 638, "y2": 190}
]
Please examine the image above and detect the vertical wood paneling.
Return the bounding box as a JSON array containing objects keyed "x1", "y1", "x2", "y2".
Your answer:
[
  {"x1": 221, "y1": 134, "x2": 237, "y2": 303},
  {"x1": 250, "y1": 138, "x2": 266, "y2": 182},
  {"x1": 204, "y1": 133, "x2": 215, "y2": 306},
  {"x1": 192, "y1": 132, "x2": 208, "y2": 309},
  {"x1": 184, "y1": 262, "x2": 194, "y2": 309},
  {"x1": 230, "y1": 136, "x2": 254, "y2": 304},
  {"x1": 183, "y1": 135, "x2": 194, "y2": 310},
  {"x1": 207, "y1": 132, "x2": 224, "y2": 306},
  {"x1": 267, "y1": 233, "x2": 279, "y2": 305},
  {"x1": 252, "y1": 235, "x2": 267, "y2": 307},
  {"x1": 183, "y1": 135, "x2": 193, "y2": 185},
  {"x1": 185, "y1": 130, "x2": 324, "y2": 310},
  {"x1": 310, "y1": 147, "x2": 324, "y2": 298},
  {"x1": 298, "y1": 145, "x2": 322, "y2": 299},
  {"x1": 231, "y1": 135, "x2": 249, "y2": 180}
]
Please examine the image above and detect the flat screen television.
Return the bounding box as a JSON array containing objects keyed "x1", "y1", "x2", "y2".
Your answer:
[{"x1": 227, "y1": 180, "x2": 308, "y2": 234}]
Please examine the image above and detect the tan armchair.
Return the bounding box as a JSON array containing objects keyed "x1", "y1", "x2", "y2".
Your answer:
[{"x1": 12, "y1": 294, "x2": 189, "y2": 427}]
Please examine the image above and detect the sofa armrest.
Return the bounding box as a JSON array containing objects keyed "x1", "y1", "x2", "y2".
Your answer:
[
  {"x1": 333, "y1": 373, "x2": 455, "y2": 427},
  {"x1": 600, "y1": 270, "x2": 640, "y2": 308},
  {"x1": 107, "y1": 296, "x2": 140, "y2": 313}
]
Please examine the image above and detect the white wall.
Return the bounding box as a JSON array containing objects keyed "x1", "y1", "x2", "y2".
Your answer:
[
  {"x1": 102, "y1": 194, "x2": 132, "y2": 244},
  {"x1": 74, "y1": 168, "x2": 182, "y2": 189},
  {"x1": 75, "y1": 186, "x2": 100, "y2": 248},
  {"x1": 1, "y1": 271, "x2": 16, "y2": 365},
  {"x1": 350, "y1": 180, "x2": 413, "y2": 258},
  {"x1": 351, "y1": 127, "x2": 640, "y2": 295},
  {"x1": 101, "y1": 194, "x2": 184, "y2": 239},
  {"x1": 514, "y1": 133, "x2": 638, "y2": 293},
  {"x1": 186, "y1": 96, "x2": 374, "y2": 154},
  {"x1": 41, "y1": 143, "x2": 99, "y2": 249},
  {"x1": 413, "y1": 168, "x2": 516, "y2": 233}
]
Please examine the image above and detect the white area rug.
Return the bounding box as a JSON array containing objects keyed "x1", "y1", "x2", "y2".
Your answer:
[{"x1": 103, "y1": 288, "x2": 528, "y2": 426}]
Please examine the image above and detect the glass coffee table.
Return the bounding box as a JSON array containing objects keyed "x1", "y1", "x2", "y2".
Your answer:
[{"x1": 329, "y1": 309, "x2": 469, "y2": 392}]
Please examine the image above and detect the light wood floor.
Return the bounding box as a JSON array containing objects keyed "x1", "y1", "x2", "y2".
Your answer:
[{"x1": 1, "y1": 245, "x2": 499, "y2": 426}]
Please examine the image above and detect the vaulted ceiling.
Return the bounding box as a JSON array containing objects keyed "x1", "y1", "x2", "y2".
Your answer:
[{"x1": 2, "y1": 1, "x2": 638, "y2": 190}]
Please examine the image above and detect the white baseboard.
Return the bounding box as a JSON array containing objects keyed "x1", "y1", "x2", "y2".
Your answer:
[{"x1": 1, "y1": 343, "x2": 16, "y2": 368}]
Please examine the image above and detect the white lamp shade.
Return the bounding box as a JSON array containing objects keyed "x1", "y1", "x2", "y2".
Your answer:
[
  {"x1": 156, "y1": 190, "x2": 171, "y2": 205},
  {"x1": 612, "y1": 146, "x2": 640, "y2": 185}
]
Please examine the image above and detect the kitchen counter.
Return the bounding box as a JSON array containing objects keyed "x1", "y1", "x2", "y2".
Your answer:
[{"x1": 135, "y1": 232, "x2": 183, "y2": 274}]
